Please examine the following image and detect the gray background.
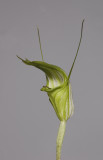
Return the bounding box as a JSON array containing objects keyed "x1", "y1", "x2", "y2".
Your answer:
[{"x1": 0, "y1": 0, "x2": 103, "y2": 160}]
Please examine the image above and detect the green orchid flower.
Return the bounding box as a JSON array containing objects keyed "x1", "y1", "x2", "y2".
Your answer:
[
  {"x1": 17, "y1": 57, "x2": 74, "y2": 121},
  {"x1": 17, "y1": 20, "x2": 84, "y2": 160}
]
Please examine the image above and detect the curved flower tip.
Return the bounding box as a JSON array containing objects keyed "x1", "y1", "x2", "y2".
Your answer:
[{"x1": 17, "y1": 55, "x2": 67, "y2": 89}]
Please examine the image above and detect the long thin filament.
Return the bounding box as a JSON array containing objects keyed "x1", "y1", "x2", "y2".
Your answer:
[
  {"x1": 68, "y1": 19, "x2": 85, "y2": 80},
  {"x1": 37, "y1": 27, "x2": 44, "y2": 61}
]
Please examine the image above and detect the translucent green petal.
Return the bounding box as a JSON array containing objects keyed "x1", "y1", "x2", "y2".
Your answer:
[
  {"x1": 48, "y1": 82, "x2": 74, "y2": 121},
  {"x1": 17, "y1": 56, "x2": 67, "y2": 89}
]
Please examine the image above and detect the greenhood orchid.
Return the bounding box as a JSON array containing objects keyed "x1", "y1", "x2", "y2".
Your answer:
[{"x1": 17, "y1": 20, "x2": 84, "y2": 160}]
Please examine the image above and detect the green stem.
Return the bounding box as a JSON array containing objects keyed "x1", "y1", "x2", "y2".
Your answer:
[{"x1": 56, "y1": 121, "x2": 66, "y2": 160}]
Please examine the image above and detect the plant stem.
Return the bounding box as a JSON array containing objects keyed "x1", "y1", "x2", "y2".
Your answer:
[{"x1": 56, "y1": 121, "x2": 66, "y2": 160}]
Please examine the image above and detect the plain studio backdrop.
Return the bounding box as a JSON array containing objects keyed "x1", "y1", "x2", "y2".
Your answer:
[{"x1": 0, "y1": 0, "x2": 103, "y2": 160}]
